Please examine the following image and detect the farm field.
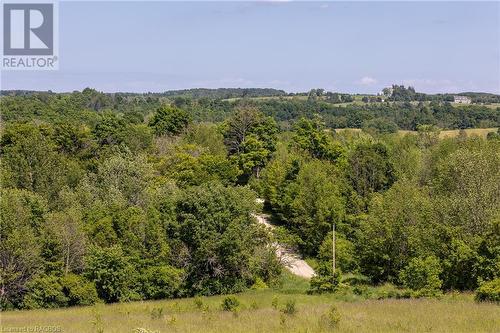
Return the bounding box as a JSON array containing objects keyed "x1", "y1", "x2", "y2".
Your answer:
[
  {"x1": 2, "y1": 282, "x2": 498, "y2": 333},
  {"x1": 335, "y1": 127, "x2": 498, "y2": 139}
]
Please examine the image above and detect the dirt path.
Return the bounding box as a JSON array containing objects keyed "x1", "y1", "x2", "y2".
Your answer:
[{"x1": 253, "y1": 206, "x2": 315, "y2": 279}]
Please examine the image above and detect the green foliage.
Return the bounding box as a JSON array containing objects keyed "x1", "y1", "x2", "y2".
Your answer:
[
  {"x1": 21, "y1": 273, "x2": 99, "y2": 309},
  {"x1": 318, "y1": 233, "x2": 357, "y2": 273},
  {"x1": 309, "y1": 263, "x2": 342, "y2": 294},
  {"x1": 260, "y1": 156, "x2": 346, "y2": 256},
  {"x1": 363, "y1": 117, "x2": 399, "y2": 134},
  {"x1": 271, "y1": 295, "x2": 279, "y2": 309},
  {"x1": 357, "y1": 181, "x2": 436, "y2": 283},
  {"x1": 1, "y1": 89, "x2": 499, "y2": 311},
  {"x1": 150, "y1": 307, "x2": 164, "y2": 320},
  {"x1": 149, "y1": 105, "x2": 191, "y2": 136},
  {"x1": 193, "y1": 296, "x2": 204, "y2": 309},
  {"x1": 139, "y1": 265, "x2": 183, "y2": 300},
  {"x1": 281, "y1": 299, "x2": 297, "y2": 315},
  {"x1": 319, "y1": 305, "x2": 341, "y2": 329},
  {"x1": 1, "y1": 123, "x2": 80, "y2": 201},
  {"x1": 292, "y1": 116, "x2": 345, "y2": 161},
  {"x1": 223, "y1": 108, "x2": 278, "y2": 180},
  {"x1": 177, "y1": 182, "x2": 271, "y2": 295},
  {"x1": 22, "y1": 275, "x2": 68, "y2": 309},
  {"x1": 475, "y1": 278, "x2": 500, "y2": 303},
  {"x1": 0, "y1": 189, "x2": 45, "y2": 308},
  {"x1": 399, "y1": 256, "x2": 443, "y2": 297},
  {"x1": 84, "y1": 246, "x2": 138, "y2": 303},
  {"x1": 250, "y1": 277, "x2": 269, "y2": 290},
  {"x1": 352, "y1": 283, "x2": 411, "y2": 300},
  {"x1": 60, "y1": 274, "x2": 99, "y2": 306},
  {"x1": 348, "y1": 142, "x2": 395, "y2": 198},
  {"x1": 220, "y1": 295, "x2": 240, "y2": 311},
  {"x1": 92, "y1": 113, "x2": 127, "y2": 146}
]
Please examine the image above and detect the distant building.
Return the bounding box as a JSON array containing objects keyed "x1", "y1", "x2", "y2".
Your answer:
[{"x1": 454, "y1": 95, "x2": 471, "y2": 104}]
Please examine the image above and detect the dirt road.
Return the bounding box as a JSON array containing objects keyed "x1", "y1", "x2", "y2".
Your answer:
[{"x1": 253, "y1": 211, "x2": 315, "y2": 279}]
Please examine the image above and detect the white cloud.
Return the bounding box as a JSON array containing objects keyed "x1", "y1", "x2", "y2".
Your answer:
[{"x1": 358, "y1": 76, "x2": 378, "y2": 86}]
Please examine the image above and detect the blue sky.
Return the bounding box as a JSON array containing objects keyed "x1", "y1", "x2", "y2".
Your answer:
[{"x1": 2, "y1": 1, "x2": 499, "y2": 93}]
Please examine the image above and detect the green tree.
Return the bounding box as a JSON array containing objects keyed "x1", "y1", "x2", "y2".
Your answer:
[
  {"x1": 223, "y1": 108, "x2": 278, "y2": 179},
  {"x1": 176, "y1": 182, "x2": 271, "y2": 295},
  {"x1": 348, "y1": 142, "x2": 395, "y2": 199},
  {"x1": 399, "y1": 256, "x2": 443, "y2": 296},
  {"x1": 1, "y1": 123, "x2": 76, "y2": 201},
  {"x1": 357, "y1": 181, "x2": 436, "y2": 283},
  {"x1": 92, "y1": 113, "x2": 126, "y2": 146},
  {"x1": 0, "y1": 189, "x2": 46, "y2": 309},
  {"x1": 84, "y1": 245, "x2": 138, "y2": 303},
  {"x1": 292, "y1": 116, "x2": 344, "y2": 161},
  {"x1": 139, "y1": 265, "x2": 184, "y2": 299},
  {"x1": 149, "y1": 105, "x2": 191, "y2": 136}
]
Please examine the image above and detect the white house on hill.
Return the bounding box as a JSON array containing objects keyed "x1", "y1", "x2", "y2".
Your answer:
[{"x1": 454, "y1": 95, "x2": 471, "y2": 104}]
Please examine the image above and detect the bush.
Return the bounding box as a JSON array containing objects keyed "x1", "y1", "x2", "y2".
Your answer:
[
  {"x1": 475, "y1": 278, "x2": 500, "y2": 303},
  {"x1": 220, "y1": 295, "x2": 240, "y2": 312},
  {"x1": 250, "y1": 277, "x2": 268, "y2": 290},
  {"x1": 85, "y1": 246, "x2": 139, "y2": 303},
  {"x1": 140, "y1": 265, "x2": 184, "y2": 300},
  {"x1": 308, "y1": 263, "x2": 342, "y2": 294},
  {"x1": 150, "y1": 307, "x2": 164, "y2": 320},
  {"x1": 23, "y1": 275, "x2": 67, "y2": 309},
  {"x1": 60, "y1": 274, "x2": 99, "y2": 306},
  {"x1": 341, "y1": 273, "x2": 371, "y2": 286},
  {"x1": 271, "y1": 295, "x2": 279, "y2": 309},
  {"x1": 399, "y1": 256, "x2": 443, "y2": 297},
  {"x1": 319, "y1": 305, "x2": 341, "y2": 329},
  {"x1": 281, "y1": 299, "x2": 297, "y2": 315},
  {"x1": 193, "y1": 296, "x2": 204, "y2": 309}
]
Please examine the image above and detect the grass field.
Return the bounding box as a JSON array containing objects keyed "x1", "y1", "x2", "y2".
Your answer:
[
  {"x1": 336, "y1": 127, "x2": 498, "y2": 139},
  {"x1": 2, "y1": 274, "x2": 499, "y2": 333}
]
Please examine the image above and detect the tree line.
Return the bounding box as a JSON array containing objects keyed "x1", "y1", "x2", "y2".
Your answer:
[{"x1": 1, "y1": 92, "x2": 499, "y2": 309}]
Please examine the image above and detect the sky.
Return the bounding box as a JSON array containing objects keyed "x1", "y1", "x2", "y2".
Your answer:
[{"x1": 1, "y1": 1, "x2": 499, "y2": 94}]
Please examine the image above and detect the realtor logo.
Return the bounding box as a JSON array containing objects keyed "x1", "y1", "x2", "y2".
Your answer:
[{"x1": 2, "y1": 1, "x2": 58, "y2": 70}]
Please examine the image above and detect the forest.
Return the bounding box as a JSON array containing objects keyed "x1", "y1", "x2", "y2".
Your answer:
[{"x1": 1, "y1": 88, "x2": 499, "y2": 311}]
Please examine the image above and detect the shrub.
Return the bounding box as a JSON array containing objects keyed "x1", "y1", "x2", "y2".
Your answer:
[
  {"x1": 60, "y1": 274, "x2": 99, "y2": 306},
  {"x1": 220, "y1": 295, "x2": 240, "y2": 312},
  {"x1": 250, "y1": 301, "x2": 259, "y2": 310},
  {"x1": 23, "y1": 275, "x2": 68, "y2": 309},
  {"x1": 475, "y1": 278, "x2": 500, "y2": 303},
  {"x1": 281, "y1": 299, "x2": 297, "y2": 315},
  {"x1": 250, "y1": 277, "x2": 268, "y2": 290},
  {"x1": 150, "y1": 307, "x2": 164, "y2": 320},
  {"x1": 308, "y1": 263, "x2": 342, "y2": 294},
  {"x1": 341, "y1": 273, "x2": 371, "y2": 286},
  {"x1": 193, "y1": 296, "x2": 204, "y2": 309},
  {"x1": 319, "y1": 305, "x2": 341, "y2": 329},
  {"x1": 399, "y1": 256, "x2": 443, "y2": 297},
  {"x1": 372, "y1": 283, "x2": 411, "y2": 300},
  {"x1": 271, "y1": 295, "x2": 279, "y2": 309},
  {"x1": 140, "y1": 265, "x2": 183, "y2": 300},
  {"x1": 85, "y1": 245, "x2": 139, "y2": 303}
]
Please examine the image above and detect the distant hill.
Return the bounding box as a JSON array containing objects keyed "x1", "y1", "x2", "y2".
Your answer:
[
  {"x1": 158, "y1": 88, "x2": 287, "y2": 99},
  {"x1": 1, "y1": 88, "x2": 287, "y2": 99}
]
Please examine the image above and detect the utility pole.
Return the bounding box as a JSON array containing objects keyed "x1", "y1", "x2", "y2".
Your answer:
[{"x1": 332, "y1": 223, "x2": 336, "y2": 274}]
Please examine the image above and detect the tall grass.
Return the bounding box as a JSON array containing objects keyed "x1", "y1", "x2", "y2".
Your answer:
[{"x1": 2, "y1": 283, "x2": 499, "y2": 333}]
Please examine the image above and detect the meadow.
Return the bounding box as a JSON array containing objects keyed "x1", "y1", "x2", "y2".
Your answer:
[
  {"x1": 2, "y1": 274, "x2": 499, "y2": 333},
  {"x1": 335, "y1": 127, "x2": 498, "y2": 139}
]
